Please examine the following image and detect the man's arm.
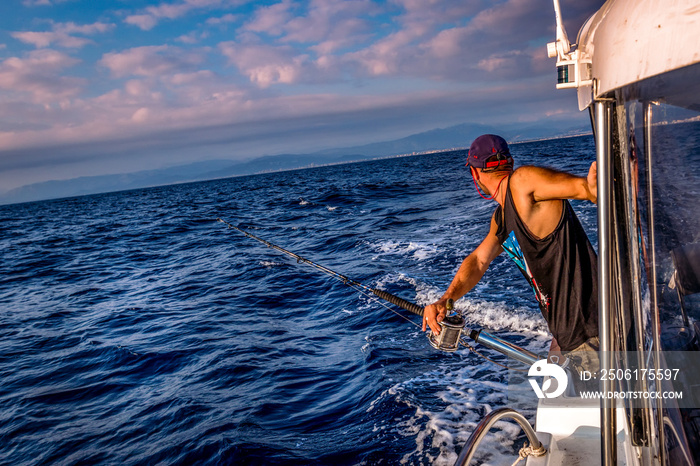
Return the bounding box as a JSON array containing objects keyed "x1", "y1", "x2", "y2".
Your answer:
[
  {"x1": 423, "y1": 215, "x2": 503, "y2": 334},
  {"x1": 513, "y1": 162, "x2": 597, "y2": 204}
]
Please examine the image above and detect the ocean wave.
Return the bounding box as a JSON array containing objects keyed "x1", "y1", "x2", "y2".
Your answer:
[
  {"x1": 259, "y1": 260, "x2": 287, "y2": 268},
  {"x1": 367, "y1": 239, "x2": 439, "y2": 261}
]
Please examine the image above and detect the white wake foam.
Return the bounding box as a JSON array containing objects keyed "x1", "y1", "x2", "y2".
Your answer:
[
  {"x1": 367, "y1": 240, "x2": 439, "y2": 261},
  {"x1": 368, "y1": 362, "x2": 532, "y2": 465}
]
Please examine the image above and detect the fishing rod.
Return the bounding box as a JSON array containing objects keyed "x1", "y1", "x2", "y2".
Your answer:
[{"x1": 217, "y1": 218, "x2": 541, "y2": 368}]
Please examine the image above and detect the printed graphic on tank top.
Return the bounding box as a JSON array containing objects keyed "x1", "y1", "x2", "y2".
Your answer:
[{"x1": 501, "y1": 231, "x2": 551, "y2": 317}]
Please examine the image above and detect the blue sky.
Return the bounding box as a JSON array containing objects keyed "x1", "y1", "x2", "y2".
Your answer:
[{"x1": 0, "y1": 0, "x2": 602, "y2": 191}]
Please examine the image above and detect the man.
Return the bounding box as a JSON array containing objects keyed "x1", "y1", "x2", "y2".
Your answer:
[{"x1": 423, "y1": 134, "x2": 599, "y2": 366}]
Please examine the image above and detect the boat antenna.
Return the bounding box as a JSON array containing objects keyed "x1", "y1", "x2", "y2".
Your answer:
[
  {"x1": 551, "y1": 0, "x2": 571, "y2": 58},
  {"x1": 216, "y1": 218, "x2": 542, "y2": 370}
]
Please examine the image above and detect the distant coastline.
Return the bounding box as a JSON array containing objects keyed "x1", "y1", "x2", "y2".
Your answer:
[{"x1": 0, "y1": 126, "x2": 593, "y2": 206}]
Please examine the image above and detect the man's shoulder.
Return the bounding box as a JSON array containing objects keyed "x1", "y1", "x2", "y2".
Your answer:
[
  {"x1": 508, "y1": 165, "x2": 540, "y2": 195},
  {"x1": 508, "y1": 165, "x2": 570, "y2": 226},
  {"x1": 510, "y1": 165, "x2": 547, "y2": 179},
  {"x1": 509, "y1": 165, "x2": 564, "y2": 193}
]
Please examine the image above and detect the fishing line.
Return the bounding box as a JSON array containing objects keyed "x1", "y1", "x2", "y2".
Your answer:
[
  {"x1": 216, "y1": 217, "x2": 540, "y2": 371},
  {"x1": 347, "y1": 285, "x2": 423, "y2": 329},
  {"x1": 216, "y1": 218, "x2": 425, "y2": 317},
  {"x1": 460, "y1": 338, "x2": 525, "y2": 371}
]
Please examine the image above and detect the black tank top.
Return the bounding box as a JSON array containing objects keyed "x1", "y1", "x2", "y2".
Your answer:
[{"x1": 494, "y1": 178, "x2": 598, "y2": 351}]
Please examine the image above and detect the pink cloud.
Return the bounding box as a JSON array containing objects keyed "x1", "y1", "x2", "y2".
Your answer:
[
  {"x1": 243, "y1": 0, "x2": 294, "y2": 35},
  {"x1": 0, "y1": 0, "x2": 603, "y2": 190},
  {"x1": 124, "y1": 15, "x2": 159, "y2": 31},
  {"x1": 283, "y1": 0, "x2": 375, "y2": 43},
  {"x1": 476, "y1": 50, "x2": 530, "y2": 73},
  {"x1": 0, "y1": 49, "x2": 84, "y2": 103},
  {"x1": 242, "y1": 0, "x2": 376, "y2": 55},
  {"x1": 344, "y1": 27, "x2": 427, "y2": 76},
  {"x1": 125, "y1": 0, "x2": 236, "y2": 31},
  {"x1": 206, "y1": 13, "x2": 238, "y2": 25},
  {"x1": 11, "y1": 21, "x2": 114, "y2": 49},
  {"x1": 421, "y1": 27, "x2": 468, "y2": 59},
  {"x1": 12, "y1": 31, "x2": 90, "y2": 48},
  {"x1": 58, "y1": 22, "x2": 114, "y2": 35},
  {"x1": 390, "y1": 0, "x2": 483, "y2": 26},
  {"x1": 21, "y1": 0, "x2": 70, "y2": 5},
  {"x1": 219, "y1": 42, "x2": 309, "y2": 87},
  {"x1": 100, "y1": 46, "x2": 205, "y2": 78},
  {"x1": 340, "y1": 0, "x2": 590, "y2": 82}
]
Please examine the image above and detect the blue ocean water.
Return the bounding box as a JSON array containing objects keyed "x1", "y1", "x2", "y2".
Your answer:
[{"x1": 0, "y1": 135, "x2": 597, "y2": 465}]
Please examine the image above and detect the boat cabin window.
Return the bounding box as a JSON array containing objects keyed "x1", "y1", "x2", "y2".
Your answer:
[
  {"x1": 639, "y1": 103, "x2": 700, "y2": 348},
  {"x1": 611, "y1": 96, "x2": 700, "y2": 462},
  {"x1": 613, "y1": 100, "x2": 700, "y2": 352}
]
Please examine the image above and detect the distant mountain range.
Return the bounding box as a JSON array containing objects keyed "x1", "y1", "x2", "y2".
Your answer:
[{"x1": 0, "y1": 121, "x2": 589, "y2": 205}]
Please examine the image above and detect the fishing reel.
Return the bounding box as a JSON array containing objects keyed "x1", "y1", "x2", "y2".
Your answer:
[{"x1": 427, "y1": 299, "x2": 466, "y2": 352}]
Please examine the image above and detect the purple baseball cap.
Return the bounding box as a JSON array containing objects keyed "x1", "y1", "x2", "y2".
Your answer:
[{"x1": 466, "y1": 134, "x2": 512, "y2": 169}]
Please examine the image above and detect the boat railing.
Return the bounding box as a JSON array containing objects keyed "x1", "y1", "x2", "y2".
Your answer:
[{"x1": 454, "y1": 407, "x2": 547, "y2": 466}]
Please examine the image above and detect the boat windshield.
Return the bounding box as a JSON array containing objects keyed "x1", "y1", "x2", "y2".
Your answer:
[
  {"x1": 610, "y1": 82, "x2": 700, "y2": 464},
  {"x1": 625, "y1": 102, "x2": 700, "y2": 350}
]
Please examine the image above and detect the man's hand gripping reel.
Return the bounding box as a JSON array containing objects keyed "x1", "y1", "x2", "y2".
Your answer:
[{"x1": 428, "y1": 299, "x2": 466, "y2": 352}]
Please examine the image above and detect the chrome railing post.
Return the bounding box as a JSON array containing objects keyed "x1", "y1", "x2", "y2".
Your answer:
[{"x1": 595, "y1": 99, "x2": 616, "y2": 466}]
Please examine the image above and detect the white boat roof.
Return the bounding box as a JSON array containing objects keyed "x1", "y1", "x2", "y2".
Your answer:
[{"x1": 576, "y1": 0, "x2": 700, "y2": 109}]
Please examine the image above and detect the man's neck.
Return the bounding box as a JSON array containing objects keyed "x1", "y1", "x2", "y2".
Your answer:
[{"x1": 489, "y1": 174, "x2": 510, "y2": 207}]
